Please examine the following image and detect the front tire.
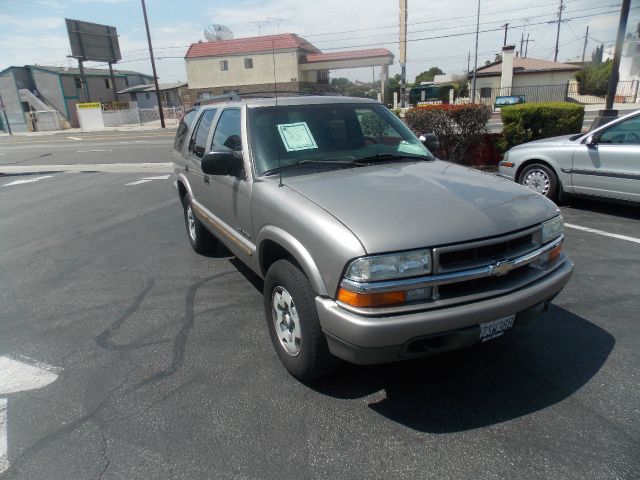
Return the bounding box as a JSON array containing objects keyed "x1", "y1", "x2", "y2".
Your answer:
[
  {"x1": 519, "y1": 163, "x2": 559, "y2": 201},
  {"x1": 264, "y1": 259, "x2": 340, "y2": 381},
  {"x1": 183, "y1": 197, "x2": 217, "y2": 254}
]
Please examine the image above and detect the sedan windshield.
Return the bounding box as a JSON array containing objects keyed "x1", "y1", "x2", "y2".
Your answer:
[{"x1": 248, "y1": 103, "x2": 433, "y2": 176}]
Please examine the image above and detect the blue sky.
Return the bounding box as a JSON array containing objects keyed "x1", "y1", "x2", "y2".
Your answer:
[{"x1": 1, "y1": 0, "x2": 638, "y2": 84}]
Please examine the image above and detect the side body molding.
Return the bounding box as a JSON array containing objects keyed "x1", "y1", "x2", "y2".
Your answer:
[{"x1": 257, "y1": 225, "x2": 328, "y2": 297}]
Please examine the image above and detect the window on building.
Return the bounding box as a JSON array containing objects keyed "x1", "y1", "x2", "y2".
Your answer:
[
  {"x1": 220, "y1": 60, "x2": 229, "y2": 71},
  {"x1": 105, "y1": 78, "x2": 110, "y2": 89},
  {"x1": 244, "y1": 58, "x2": 253, "y2": 69},
  {"x1": 480, "y1": 87, "x2": 492, "y2": 99},
  {"x1": 74, "y1": 77, "x2": 82, "y2": 89}
]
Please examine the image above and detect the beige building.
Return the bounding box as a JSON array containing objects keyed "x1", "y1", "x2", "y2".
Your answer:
[
  {"x1": 471, "y1": 45, "x2": 581, "y2": 105},
  {"x1": 184, "y1": 33, "x2": 393, "y2": 100}
]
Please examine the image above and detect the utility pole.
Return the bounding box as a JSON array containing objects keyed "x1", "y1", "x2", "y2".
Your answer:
[
  {"x1": 467, "y1": 51, "x2": 471, "y2": 77},
  {"x1": 140, "y1": 0, "x2": 165, "y2": 128},
  {"x1": 553, "y1": 0, "x2": 565, "y2": 62},
  {"x1": 593, "y1": 0, "x2": 631, "y2": 127},
  {"x1": 471, "y1": 0, "x2": 481, "y2": 103},
  {"x1": 525, "y1": 34, "x2": 532, "y2": 58},
  {"x1": 502, "y1": 23, "x2": 509, "y2": 46},
  {"x1": 581, "y1": 26, "x2": 590, "y2": 63},
  {"x1": 399, "y1": 0, "x2": 408, "y2": 107},
  {"x1": 520, "y1": 33, "x2": 524, "y2": 57}
]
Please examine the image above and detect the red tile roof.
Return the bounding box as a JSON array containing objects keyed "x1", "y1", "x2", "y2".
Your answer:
[
  {"x1": 185, "y1": 33, "x2": 320, "y2": 58},
  {"x1": 303, "y1": 48, "x2": 394, "y2": 63}
]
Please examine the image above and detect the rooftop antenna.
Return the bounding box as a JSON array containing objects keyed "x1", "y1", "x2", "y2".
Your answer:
[
  {"x1": 272, "y1": 39, "x2": 283, "y2": 187},
  {"x1": 204, "y1": 24, "x2": 234, "y2": 41}
]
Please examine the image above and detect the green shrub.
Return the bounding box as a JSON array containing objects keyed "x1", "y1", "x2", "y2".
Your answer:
[
  {"x1": 404, "y1": 103, "x2": 492, "y2": 163},
  {"x1": 575, "y1": 60, "x2": 612, "y2": 94},
  {"x1": 499, "y1": 102, "x2": 584, "y2": 151},
  {"x1": 360, "y1": 111, "x2": 388, "y2": 136}
]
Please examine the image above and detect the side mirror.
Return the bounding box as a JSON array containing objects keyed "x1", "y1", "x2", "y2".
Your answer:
[
  {"x1": 584, "y1": 133, "x2": 599, "y2": 148},
  {"x1": 201, "y1": 151, "x2": 242, "y2": 176},
  {"x1": 419, "y1": 133, "x2": 440, "y2": 153}
]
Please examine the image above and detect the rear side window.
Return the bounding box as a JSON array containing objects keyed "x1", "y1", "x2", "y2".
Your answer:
[
  {"x1": 212, "y1": 109, "x2": 242, "y2": 152},
  {"x1": 188, "y1": 109, "x2": 217, "y2": 158},
  {"x1": 173, "y1": 109, "x2": 198, "y2": 152}
]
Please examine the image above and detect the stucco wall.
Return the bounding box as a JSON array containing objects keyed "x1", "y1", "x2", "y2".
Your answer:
[
  {"x1": 186, "y1": 50, "x2": 300, "y2": 89},
  {"x1": 31, "y1": 68, "x2": 66, "y2": 117},
  {"x1": 0, "y1": 72, "x2": 27, "y2": 132}
]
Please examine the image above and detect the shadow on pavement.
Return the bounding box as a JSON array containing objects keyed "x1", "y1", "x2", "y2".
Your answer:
[
  {"x1": 563, "y1": 197, "x2": 640, "y2": 221},
  {"x1": 310, "y1": 306, "x2": 613, "y2": 433}
]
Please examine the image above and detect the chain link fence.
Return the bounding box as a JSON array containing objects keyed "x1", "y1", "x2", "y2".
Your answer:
[{"x1": 102, "y1": 106, "x2": 183, "y2": 127}]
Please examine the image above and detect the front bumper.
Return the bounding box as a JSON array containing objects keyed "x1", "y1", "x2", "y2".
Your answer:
[{"x1": 316, "y1": 258, "x2": 574, "y2": 365}]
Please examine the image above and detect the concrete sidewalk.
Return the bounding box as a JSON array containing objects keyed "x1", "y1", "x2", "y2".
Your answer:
[{"x1": 0, "y1": 124, "x2": 177, "y2": 137}]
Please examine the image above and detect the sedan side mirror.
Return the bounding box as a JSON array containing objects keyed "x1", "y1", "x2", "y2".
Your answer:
[
  {"x1": 419, "y1": 133, "x2": 440, "y2": 153},
  {"x1": 584, "y1": 133, "x2": 599, "y2": 148},
  {"x1": 201, "y1": 151, "x2": 242, "y2": 176}
]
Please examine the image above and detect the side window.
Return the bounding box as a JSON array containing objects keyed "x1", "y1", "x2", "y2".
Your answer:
[
  {"x1": 599, "y1": 116, "x2": 640, "y2": 145},
  {"x1": 173, "y1": 109, "x2": 197, "y2": 152},
  {"x1": 188, "y1": 109, "x2": 217, "y2": 158},
  {"x1": 212, "y1": 109, "x2": 242, "y2": 152}
]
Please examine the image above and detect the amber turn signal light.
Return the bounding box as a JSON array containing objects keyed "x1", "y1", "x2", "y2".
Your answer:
[{"x1": 337, "y1": 288, "x2": 406, "y2": 308}]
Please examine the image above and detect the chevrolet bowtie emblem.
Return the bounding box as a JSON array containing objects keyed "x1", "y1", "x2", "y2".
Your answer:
[{"x1": 490, "y1": 260, "x2": 515, "y2": 276}]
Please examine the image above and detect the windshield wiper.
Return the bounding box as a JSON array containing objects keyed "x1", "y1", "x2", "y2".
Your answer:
[
  {"x1": 353, "y1": 153, "x2": 430, "y2": 165},
  {"x1": 262, "y1": 159, "x2": 358, "y2": 177}
]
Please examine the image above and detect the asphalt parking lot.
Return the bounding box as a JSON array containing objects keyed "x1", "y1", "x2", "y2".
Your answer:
[{"x1": 0, "y1": 133, "x2": 639, "y2": 479}]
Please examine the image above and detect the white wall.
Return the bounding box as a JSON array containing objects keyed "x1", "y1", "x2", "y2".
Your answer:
[{"x1": 186, "y1": 50, "x2": 300, "y2": 89}]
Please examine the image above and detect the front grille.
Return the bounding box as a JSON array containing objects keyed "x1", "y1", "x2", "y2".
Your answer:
[{"x1": 434, "y1": 228, "x2": 539, "y2": 275}]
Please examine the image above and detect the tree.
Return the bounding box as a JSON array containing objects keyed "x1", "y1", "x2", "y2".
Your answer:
[
  {"x1": 591, "y1": 44, "x2": 604, "y2": 64},
  {"x1": 575, "y1": 59, "x2": 612, "y2": 93},
  {"x1": 414, "y1": 67, "x2": 444, "y2": 85},
  {"x1": 494, "y1": 53, "x2": 502, "y2": 62}
]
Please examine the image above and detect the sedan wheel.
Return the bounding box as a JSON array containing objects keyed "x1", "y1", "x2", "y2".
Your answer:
[{"x1": 518, "y1": 163, "x2": 559, "y2": 201}]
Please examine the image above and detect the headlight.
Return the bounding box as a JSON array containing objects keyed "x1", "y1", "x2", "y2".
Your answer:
[
  {"x1": 344, "y1": 249, "x2": 432, "y2": 282},
  {"x1": 542, "y1": 215, "x2": 564, "y2": 243}
]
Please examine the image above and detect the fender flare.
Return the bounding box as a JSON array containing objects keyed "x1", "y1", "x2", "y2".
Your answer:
[
  {"x1": 257, "y1": 225, "x2": 328, "y2": 296},
  {"x1": 175, "y1": 172, "x2": 194, "y2": 202}
]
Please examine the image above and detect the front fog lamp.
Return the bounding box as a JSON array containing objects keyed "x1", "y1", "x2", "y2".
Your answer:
[
  {"x1": 344, "y1": 249, "x2": 432, "y2": 282},
  {"x1": 542, "y1": 215, "x2": 564, "y2": 243}
]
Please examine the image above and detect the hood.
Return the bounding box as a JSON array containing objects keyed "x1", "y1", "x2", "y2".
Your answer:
[
  {"x1": 511, "y1": 134, "x2": 581, "y2": 149},
  {"x1": 283, "y1": 160, "x2": 559, "y2": 254}
]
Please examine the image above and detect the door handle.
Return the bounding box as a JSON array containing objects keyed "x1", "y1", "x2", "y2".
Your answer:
[{"x1": 204, "y1": 175, "x2": 210, "y2": 185}]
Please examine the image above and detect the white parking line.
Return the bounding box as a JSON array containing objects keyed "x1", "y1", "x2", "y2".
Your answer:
[
  {"x1": 76, "y1": 149, "x2": 113, "y2": 153},
  {"x1": 67, "y1": 136, "x2": 82, "y2": 140},
  {"x1": 0, "y1": 355, "x2": 61, "y2": 475},
  {"x1": 125, "y1": 174, "x2": 170, "y2": 186},
  {"x1": 565, "y1": 223, "x2": 640, "y2": 244},
  {"x1": 2, "y1": 175, "x2": 54, "y2": 187}
]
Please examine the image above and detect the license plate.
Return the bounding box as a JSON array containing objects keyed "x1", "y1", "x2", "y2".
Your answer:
[{"x1": 479, "y1": 315, "x2": 515, "y2": 342}]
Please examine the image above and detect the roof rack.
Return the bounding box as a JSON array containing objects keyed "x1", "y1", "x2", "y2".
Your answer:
[{"x1": 193, "y1": 90, "x2": 340, "y2": 106}]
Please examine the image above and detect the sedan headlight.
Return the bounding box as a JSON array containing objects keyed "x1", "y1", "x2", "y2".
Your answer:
[
  {"x1": 344, "y1": 249, "x2": 432, "y2": 282},
  {"x1": 542, "y1": 215, "x2": 564, "y2": 244}
]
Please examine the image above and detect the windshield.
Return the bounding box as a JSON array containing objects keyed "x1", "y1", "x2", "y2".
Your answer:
[{"x1": 248, "y1": 103, "x2": 433, "y2": 176}]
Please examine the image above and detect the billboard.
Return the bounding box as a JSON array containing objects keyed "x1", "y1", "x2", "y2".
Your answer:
[{"x1": 65, "y1": 18, "x2": 121, "y2": 63}]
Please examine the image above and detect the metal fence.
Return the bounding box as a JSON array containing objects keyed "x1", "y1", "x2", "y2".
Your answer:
[
  {"x1": 102, "y1": 106, "x2": 183, "y2": 127},
  {"x1": 475, "y1": 80, "x2": 640, "y2": 106}
]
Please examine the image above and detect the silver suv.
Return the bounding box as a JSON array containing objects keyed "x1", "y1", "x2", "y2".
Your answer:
[{"x1": 173, "y1": 96, "x2": 574, "y2": 381}]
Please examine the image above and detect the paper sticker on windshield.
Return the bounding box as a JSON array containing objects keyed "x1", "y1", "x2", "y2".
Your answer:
[
  {"x1": 277, "y1": 122, "x2": 318, "y2": 152},
  {"x1": 398, "y1": 140, "x2": 427, "y2": 155}
]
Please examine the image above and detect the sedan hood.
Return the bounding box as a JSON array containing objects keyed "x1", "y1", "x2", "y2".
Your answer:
[
  {"x1": 511, "y1": 134, "x2": 580, "y2": 148},
  {"x1": 283, "y1": 160, "x2": 559, "y2": 254}
]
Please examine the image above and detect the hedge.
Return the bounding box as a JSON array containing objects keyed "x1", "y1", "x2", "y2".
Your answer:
[
  {"x1": 404, "y1": 103, "x2": 492, "y2": 163},
  {"x1": 499, "y1": 102, "x2": 585, "y2": 151}
]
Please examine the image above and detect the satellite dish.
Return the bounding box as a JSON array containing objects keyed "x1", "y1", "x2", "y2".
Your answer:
[{"x1": 204, "y1": 24, "x2": 234, "y2": 41}]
